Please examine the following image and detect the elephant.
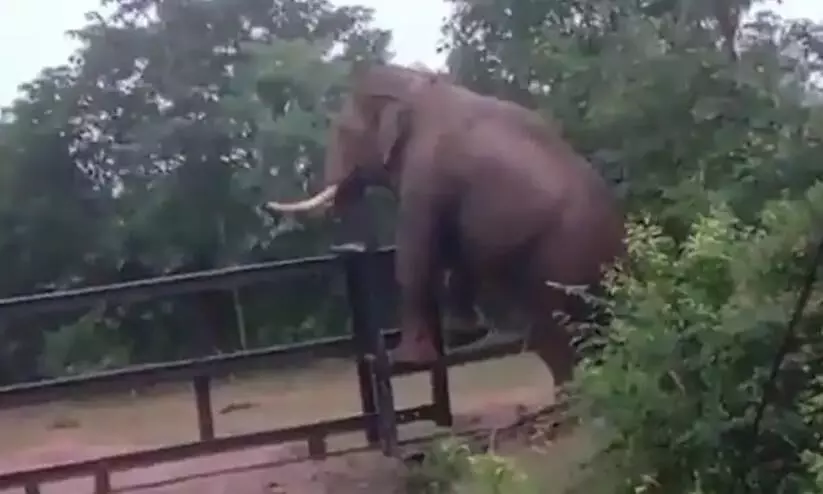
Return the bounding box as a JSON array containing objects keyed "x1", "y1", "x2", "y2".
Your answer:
[{"x1": 266, "y1": 63, "x2": 626, "y2": 387}]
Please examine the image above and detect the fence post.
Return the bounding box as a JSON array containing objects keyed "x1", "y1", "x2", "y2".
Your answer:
[
  {"x1": 333, "y1": 242, "x2": 398, "y2": 457},
  {"x1": 332, "y1": 189, "x2": 399, "y2": 453},
  {"x1": 429, "y1": 313, "x2": 453, "y2": 427},
  {"x1": 192, "y1": 374, "x2": 215, "y2": 441},
  {"x1": 365, "y1": 253, "x2": 399, "y2": 456},
  {"x1": 337, "y1": 243, "x2": 379, "y2": 445}
]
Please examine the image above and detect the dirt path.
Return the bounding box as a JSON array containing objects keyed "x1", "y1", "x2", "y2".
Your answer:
[{"x1": 0, "y1": 354, "x2": 558, "y2": 494}]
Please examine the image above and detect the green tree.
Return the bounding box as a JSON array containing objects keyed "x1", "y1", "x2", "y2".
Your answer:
[
  {"x1": 0, "y1": 0, "x2": 391, "y2": 383},
  {"x1": 575, "y1": 186, "x2": 823, "y2": 493},
  {"x1": 439, "y1": 1, "x2": 823, "y2": 491},
  {"x1": 441, "y1": 0, "x2": 823, "y2": 233}
]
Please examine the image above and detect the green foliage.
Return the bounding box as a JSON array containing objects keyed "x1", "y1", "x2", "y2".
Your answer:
[
  {"x1": 0, "y1": 0, "x2": 391, "y2": 383},
  {"x1": 442, "y1": 0, "x2": 823, "y2": 237},
  {"x1": 439, "y1": 3, "x2": 823, "y2": 489},
  {"x1": 574, "y1": 183, "x2": 823, "y2": 493},
  {"x1": 406, "y1": 439, "x2": 473, "y2": 493},
  {"x1": 405, "y1": 439, "x2": 536, "y2": 494},
  {"x1": 38, "y1": 304, "x2": 130, "y2": 377},
  {"x1": 0, "y1": 4, "x2": 821, "y2": 494}
]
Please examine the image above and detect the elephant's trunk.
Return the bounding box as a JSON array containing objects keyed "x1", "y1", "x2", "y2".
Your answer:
[{"x1": 266, "y1": 184, "x2": 339, "y2": 212}]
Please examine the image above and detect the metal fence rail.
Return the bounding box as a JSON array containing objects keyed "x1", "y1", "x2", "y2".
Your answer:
[
  {"x1": 0, "y1": 247, "x2": 392, "y2": 317},
  {"x1": 0, "y1": 242, "x2": 523, "y2": 493},
  {"x1": 0, "y1": 330, "x2": 375, "y2": 409},
  {"x1": 0, "y1": 405, "x2": 435, "y2": 492}
]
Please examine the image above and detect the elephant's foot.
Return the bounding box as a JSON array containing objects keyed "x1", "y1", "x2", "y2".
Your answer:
[
  {"x1": 389, "y1": 332, "x2": 439, "y2": 363},
  {"x1": 445, "y1": 318, "x2": 490, "y2": 349},
  {"x1": 527, "y1": 326, "x2": 575, "y2": 387},
  {"x1": 444, "y1": 312, "x2": 482, "y2": 334}
]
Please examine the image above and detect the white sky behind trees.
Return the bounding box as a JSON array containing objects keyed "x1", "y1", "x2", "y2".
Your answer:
[{"x1": 0, "y1": 0, "x2": 821, "y2": 105}]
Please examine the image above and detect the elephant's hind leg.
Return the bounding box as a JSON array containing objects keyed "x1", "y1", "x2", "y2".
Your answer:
[
  {"x1": 527, "y1": 319, "x2": 575, "y2": 387},
  {"x1": 525, "y1": 285, "x2": 582, "y2": 388}
]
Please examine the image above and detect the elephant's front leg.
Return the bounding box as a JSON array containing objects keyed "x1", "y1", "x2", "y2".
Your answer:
[{"x1": 390, "y1": 200, "x2": 444, "y2": 364}]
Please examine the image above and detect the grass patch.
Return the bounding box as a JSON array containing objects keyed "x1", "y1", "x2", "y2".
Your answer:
[{"x1": 404, "y1": 415, "x2": 610, "y2": 493}]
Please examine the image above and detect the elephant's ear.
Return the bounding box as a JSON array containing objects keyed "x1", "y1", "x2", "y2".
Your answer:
[
  {"x1": 375, "y1": 100, "x2": 407, "y2": 165},
  {"x1": 351, "y1": 63, "x2": 432, "y2": 163}
]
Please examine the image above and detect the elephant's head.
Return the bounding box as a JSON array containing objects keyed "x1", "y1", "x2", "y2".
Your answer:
[{"x1": 266, "y1": 63, "x2": 441, "y2": 213}]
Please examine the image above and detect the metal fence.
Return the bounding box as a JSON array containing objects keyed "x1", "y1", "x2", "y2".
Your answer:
[{"x1": 0, "y1": 242, "x2": 524, "y2": 493}]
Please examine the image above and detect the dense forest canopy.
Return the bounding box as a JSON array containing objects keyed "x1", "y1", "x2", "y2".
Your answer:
[{"x1": 0, "y1": 0, "x2": 821, "y2": 490}]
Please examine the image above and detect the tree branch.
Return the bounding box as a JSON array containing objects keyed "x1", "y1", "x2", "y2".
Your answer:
[{"x1": 739, "y1": 233, "x2": 823, "y2": 493}]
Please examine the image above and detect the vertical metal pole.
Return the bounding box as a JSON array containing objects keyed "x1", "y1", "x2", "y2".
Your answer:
[
  {"x1": 359, "y1": 246, "x2": 398, "y2": 456},
  {"x1": 307, "y1": 433, "x2": 328, "y2": 459},
  {"x1": 193, "y1": 374, "x2": 215, "y2": 440},
  {"x1": 332, "y1": 187, "x2": 398, "y2": 455},
  {"x1": 94, "y1": 468, "x2": 111, "y2": 494},
  {"x1": 334, "y1": 244, "x2": 398, "y2": 456},
  {"x1": 337, "y1": 245, "x2": 380, "y2": 445},
  {"x1": 429, "y1": 312, "x2": 453, "y2": 427}
]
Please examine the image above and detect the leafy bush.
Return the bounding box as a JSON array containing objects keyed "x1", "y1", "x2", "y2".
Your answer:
[
  {"x1": 39, "y1": 303, "x2": 130, "y2": 378},
  {"x1": 574, "y1": 182, "x2": 823, "y2": 493},
  {"x1": 405, "y1": 438, "x2": 536, "y2": 494}
]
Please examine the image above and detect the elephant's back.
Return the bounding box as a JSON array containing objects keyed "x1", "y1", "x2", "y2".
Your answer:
[
  {"x1": 436, "y1": 106, "x2": 625, "y2": 291},
  {"x1": 453, "y1": 157, "x2": 624, "y2": 293},
  {"x1": 451, "y1": 122, "x2": 613, "y2": 246}
]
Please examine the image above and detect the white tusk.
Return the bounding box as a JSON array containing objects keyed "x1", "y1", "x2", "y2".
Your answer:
[{"x1": 266, "y1": 184, "x2": 339, "y2": 212}]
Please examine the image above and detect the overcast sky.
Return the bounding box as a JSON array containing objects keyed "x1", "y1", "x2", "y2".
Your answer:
[{"x1": 1, "y1": 0, "x2": 821, "y2": 105}]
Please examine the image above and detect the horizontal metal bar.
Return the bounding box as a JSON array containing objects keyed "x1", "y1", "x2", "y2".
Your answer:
[
  {"x1": 391, "y1": 333, "x2": 526, "y2": 376},
  {"x1": 0, "y1": 404, "x2": 433, "y2": 489},
  {"x1": 0, "y1": 255, "x2": 334, "y2": 317},
  {"x1": 0, "y1": 326, "x2": 518, "y2": 408},
  {"x1": 0, "y1": 329, "x2": 403, "y2": 408},
  {"x1": 0, "y1": 246, "x2": 396, "y2": 317},
  {"x1": 122, "y1": 419, "x2": 452, "y2": 494},
  {"x1": 0, "y1": 327, "x2": 520, "y2": 407}
]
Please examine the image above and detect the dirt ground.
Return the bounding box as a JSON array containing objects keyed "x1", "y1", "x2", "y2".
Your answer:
[{"x1": 0, "y1": 353, "x2": 593, "y2": 494}]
